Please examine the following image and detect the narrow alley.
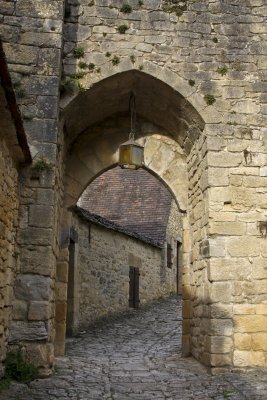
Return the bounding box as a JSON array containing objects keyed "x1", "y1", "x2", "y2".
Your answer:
[{"x1": 1, "y1": 297, "x2": 267, "y2": 400}]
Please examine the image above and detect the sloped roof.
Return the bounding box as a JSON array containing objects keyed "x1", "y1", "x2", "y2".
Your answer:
[
  {"x1": 78, "y1": 167, "x2": 173, "y2": 246},
  {"x1": 73, "y1": 206, "x2": 163, "y2": 248}
]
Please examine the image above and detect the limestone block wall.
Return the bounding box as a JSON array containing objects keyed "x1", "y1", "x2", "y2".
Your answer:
[
  {"x1": 0, "y1": 138, "x2": 19, "y2": 377},
  {"x1": 186, "y1": 135, "x2": 211, "y2": 366},
  {"x1": 0, "y1": 0, "x2": 65, "y2": 372},
  {"x1": 0, "y1": 0, "x2": 266, "y2": 372},
  {"x1": 205, "y1": 131, "x2": 267, "y2": 370},
  {"x1": 71, "y1": 212, "x2": 178, "y2": 329},
  {"x1": 61, "y1": 0, "x2": 267, "y2": 369},
  {"x1": 165, "y1": 199, "x2": 183, "y2": 294}
]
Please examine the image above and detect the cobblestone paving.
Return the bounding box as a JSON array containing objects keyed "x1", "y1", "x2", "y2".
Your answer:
[{"x1": 1, "y1": 297, "x2": 267, "y2": 400}]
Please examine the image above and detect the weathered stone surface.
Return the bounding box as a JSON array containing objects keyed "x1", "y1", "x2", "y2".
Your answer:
[
  {"x1": 19, "y1": 246, "x2": 54, "y2": 276},
  {"x1": 210, "y1": 319, "x2": 233, "y2": 336},
  {"x1": 4, "y1": 298, "x2": 267, "y2": 399},
  {"x1": 17, "y1": 227, "x2": 53, "y2": 246},
  {"x1": 209, "y1": 282, "x2": 233, "y2": 303},
  {"x1": 233, "y1": 350, "x2": 266, "y2": 368},
  {"x1": 28, "y1": 301, "x2": 50, "y2": 321},
  {"x1": 0, "y1": 101, "x2": 24, "y2": 377},
  {"x1": 70, "y1": 202, "x2": 181, "y2": 329},
  {"x1": 14, "y1": 275, "x2": 52, "y2": 301},
  {"x1": 56, "y1": 262, "x2": 68, "y2": 283},
  {"x1": 29, "y1": 205, "x2": 54, "y2": 228},
  {"x1": 235, "y1": 333, "x2": 252, "y2": 351},
  {"x1": 209, "y1": 336, "x2": 233, "y2": 354},
  {"x1": 234, "y1": 315, "x2": 267, "y2": 333},
  {"x1": 8, "y1": 321, "x2": 48, "y2": 342},
  {"x1": 209, "y1": 221, "x2": 246, "y2": 236},
  {"x1": 1, "y1": 0, "x2": 267, "y2": 374},
  {"x1": 227, "y1": 237, "x2": 263, "y2": 257},
  {"x1": 12, "y1": 300, "x2": 28, "y2": 321},
  {"x1": 208, "y1": 258, "x2": 251, "y2": 282},
  {"x1": 24, "y1": 342, "x2": 54, "y2": 373}
]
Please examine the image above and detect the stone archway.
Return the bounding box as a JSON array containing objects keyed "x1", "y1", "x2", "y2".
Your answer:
[
  {"x1": 2, "y1": 0, "x2": 266, "y2": 375},
  {"x1": 55, "y1": 70, "x2": 206, "y2": 361}
]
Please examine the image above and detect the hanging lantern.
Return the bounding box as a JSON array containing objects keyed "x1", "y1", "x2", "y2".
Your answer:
[{"x1": 118, "y1": 93, "x2": 144, "y2": 170}]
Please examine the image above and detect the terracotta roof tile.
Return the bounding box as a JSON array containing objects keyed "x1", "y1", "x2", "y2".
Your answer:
[{"x1": 78, "y1": 167, "x2": 172, "y2": 246}]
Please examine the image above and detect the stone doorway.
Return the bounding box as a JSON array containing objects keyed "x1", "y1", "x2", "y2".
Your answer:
[
  {"x1": 70, "y1": 165, "x2": 183, "y2": 329},
  {"x1": 56, "y1": 69, "x2": 205, "y2": 364}
]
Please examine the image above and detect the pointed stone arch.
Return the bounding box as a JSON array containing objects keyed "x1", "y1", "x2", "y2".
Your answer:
[
  {"x1": 62, "y1": 69, "x2": 205, "y2": 151},
  {"x1": 56, "y1": 69, "x2": 205, "y2": 359},
  {"x1": 61, "y1": 69, "x2": 205, "y2": 209}
]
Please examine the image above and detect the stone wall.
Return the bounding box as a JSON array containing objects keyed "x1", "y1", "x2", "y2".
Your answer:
[
  {"x1": 0, "y1": 137, "x2": 19, "y2": 378},
  {"x1": 0, "y1": 39, "x2": 31, "y2": 377},
  {"x1": 0, "y1": 0, "x2": 266, "y2": 372},
  {"x1": 186, "y1": 135, "x2": 210, "y2": 365},
  {"x1": 165, "y1": 199, "x2": 183, "y2": 294},
  {"x1": 71, "y1": 210, "x2": 178, "y2": 330},
  {"x1": 0, "y1": 0, "x2": 65, "y2": 373}
]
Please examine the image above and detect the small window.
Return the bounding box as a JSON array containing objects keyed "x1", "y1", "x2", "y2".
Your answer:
[{"x1": 167, "y1": 243, "x2": 172, "y2": 269}]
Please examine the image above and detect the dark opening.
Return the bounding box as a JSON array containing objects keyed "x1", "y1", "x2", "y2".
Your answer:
[
  {"x1": 66, "y1": 238, "x2": 75, "y2": 336},
  {"x1": 176, "y1": 241, "x2": 182, "y2": 295},
  {"x1": 167, "y1": 243, "x2": 172, "y2": 269},
  {"x1": 129, "y1": 266, "x2": 140, "y2": 309}
]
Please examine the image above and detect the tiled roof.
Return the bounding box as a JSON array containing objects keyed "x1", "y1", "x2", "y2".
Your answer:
[
  {"x1": 78, "y1": 167, "x2": 173, "y2": 246},
  {"x1": 73, "y1": 206, "x2": 163, "y2": 248}
]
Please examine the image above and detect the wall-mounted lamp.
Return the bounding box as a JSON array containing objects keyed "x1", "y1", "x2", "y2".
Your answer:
[{"x1": 118, "y1": 93, "x2": 144, "y2": 170}]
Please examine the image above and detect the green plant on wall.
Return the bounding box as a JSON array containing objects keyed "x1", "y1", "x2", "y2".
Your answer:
[
  {"x1": 60, "y1": 68, "x2": 89, "y2": 95},
  {"x1": 78, "y1": 61, "x2": 88, "y2": 69},
  {"x1": 0, "y1": 351, "x2": 38, "y2": 391},
  {"x1": 78, "y1": 82, "x2": 86, "y2": 91},
  {"x1": 120, "y1": 4, "x2": 132, "y2": 13},
  {"x1": 204, "y1": 94, "x2": 216, "y2": 105},
  {"x1": 32, "y1": 157, "x2": 52, "y2": 173},
  {"x1": 118, "y1": 24, "x2": 129, "y2": 34},
  {"x1": 88, "y1": 63, "x2": 95, "y2": 70},
  {"x1": 71, "y1": 71, "x2": 86, "y2": 80},
  {"x1": 162, "y1": 0, "x2": 188, "y2": 17},
  {"x1": 73, "y1": 47, "x2": 85, "y2": 59},
  {"x1": 111, "y1": 55, "x2": 120, "y2": 66},
  {"x1": 223, "y1": 390, "x2": 236, "y2": 398},
  {"x1": 5, "y1": 352, "x2": 38, "y2": 383},
  {"x1": 217, "y1": 66, "x2": 228, "y2": 76},
  {"x1": 60, "y1": 78, "x2": 76, "y2": 95}
]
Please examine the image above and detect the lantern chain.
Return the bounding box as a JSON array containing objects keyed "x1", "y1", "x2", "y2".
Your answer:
[{"x1": 129, "y1": 93, "x2": 136, "y2": 140}]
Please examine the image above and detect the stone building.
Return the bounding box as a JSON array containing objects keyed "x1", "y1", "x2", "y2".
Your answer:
[
  {"x1": 0, "y1": 39, "x2": 31, "y2": 377},
  {"x1": 65, "y1": 167, "x2": 182, "y2": 334},
  {"x1": 0, "y1": 0, "x2": 266, "y2": 375}
]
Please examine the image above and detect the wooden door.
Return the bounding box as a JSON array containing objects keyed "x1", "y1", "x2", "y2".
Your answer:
[{"x1": 129, "y1": 266, "x2": 140, "y2": 308}]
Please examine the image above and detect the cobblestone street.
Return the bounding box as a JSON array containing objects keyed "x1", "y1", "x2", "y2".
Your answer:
[{"x1": 1, "y1": 297, "x2": 267, "y2": 400}]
